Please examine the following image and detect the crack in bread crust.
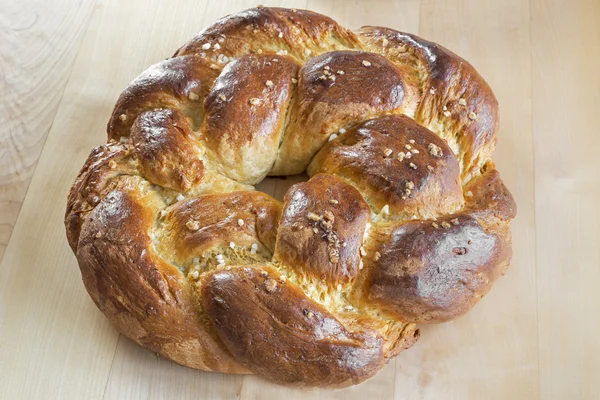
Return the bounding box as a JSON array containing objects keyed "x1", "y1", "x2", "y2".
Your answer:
[{"x1": 65, "y1": 6, "x2": 516, "y2": 389}]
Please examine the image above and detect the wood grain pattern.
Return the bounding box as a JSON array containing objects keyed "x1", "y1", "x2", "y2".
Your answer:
[
  {"x1": 0, "y1": 0, "x2": 97, "y2": 262},
  {"x1": 531, "y1": 1, "x2": 600, "y2": 399},
  {"x1": 0, "y1": 0, "x2": 599, "y2": 399}
]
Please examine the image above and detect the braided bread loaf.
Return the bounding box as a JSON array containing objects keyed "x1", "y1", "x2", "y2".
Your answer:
[{"x1": 65, "y1": 6, "x2": 516, "y2": 388}]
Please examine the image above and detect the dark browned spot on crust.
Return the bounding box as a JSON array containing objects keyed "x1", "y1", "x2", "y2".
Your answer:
[
  {"x1": 202, "y1": 266, "x2": 384, "y2": 387},
  {"x1": 274, "y1": 174, "x2": 370, "y2": 285},
  {"x1": 452, "y1": 247, "x2": 467, "y2": 255}
]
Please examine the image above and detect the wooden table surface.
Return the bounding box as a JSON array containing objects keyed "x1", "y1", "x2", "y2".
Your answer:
[{"x1": 1, "y1": 0, "x2": 599, "y2": 399}]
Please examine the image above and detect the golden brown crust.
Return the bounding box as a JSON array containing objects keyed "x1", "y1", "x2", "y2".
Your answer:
[
  {"x1": 366, "y1": 214, "x2": 511, "y2": 323},
  {"x1": 175, "y1": 7, "x2": 361, "y2": 61},
  {"x1": 159, "y1": 191, "x2": 282, "y2": 264},
  {"x1": 357, "y1": 27, "x2": 499, "y2": 181},
  {"x1": 274, "y1": 174, "x2": 370, "y2": 286},
  {"x1": 107, "y1": 55, "x2": 219, "y2": 140},
  {"x1": 272, "y1": 51, "x2": 416, "y2": 175},
  {"x1": 201, "y1": 265, "x2": 384, "y2": 387},
  {"x1": 65, "y1": 142, "x2": 137, "y2": 251},
  {"x1": 309, "y1": 115, "x2": 463, "y2": 219},
  {"x1": 76, "y1": 186, "x2": 248, "y2": 373},
  {"x1": 65, "y1": 6, "x2": 517, "y2": 388},
  {"x1": 464, "y1": 161, "x2": 517, "y2": 221},
  {"x1": 202, "y1": 54, "x2": 299, "y2": 184},
  {"x1": 131, "y1": 109, "x2": 205, "y2": 192},
  {"x1": 357, "y1": 162, "x2": 515, "y2": 323}
]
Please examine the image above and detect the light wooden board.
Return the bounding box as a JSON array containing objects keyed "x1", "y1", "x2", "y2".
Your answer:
[
  {"x1": 1, "y1": 0, "x2": 599, "y2": 399},
  {"x1": 531, "y1": 1, "x2": 600, "y2": 399},
  {"x1": 0, "y1": 0, "x2": 97, "y2": 262}
]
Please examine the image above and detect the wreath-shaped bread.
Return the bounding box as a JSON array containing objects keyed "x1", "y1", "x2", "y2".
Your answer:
[{"x1": 65, "y1": 6, "x2": 516, "y2": 388}]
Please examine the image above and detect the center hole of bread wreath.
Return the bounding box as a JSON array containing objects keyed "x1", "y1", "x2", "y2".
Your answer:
[{"x1": 254, "y1": 173, "x2": 310, "y2": 202}]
